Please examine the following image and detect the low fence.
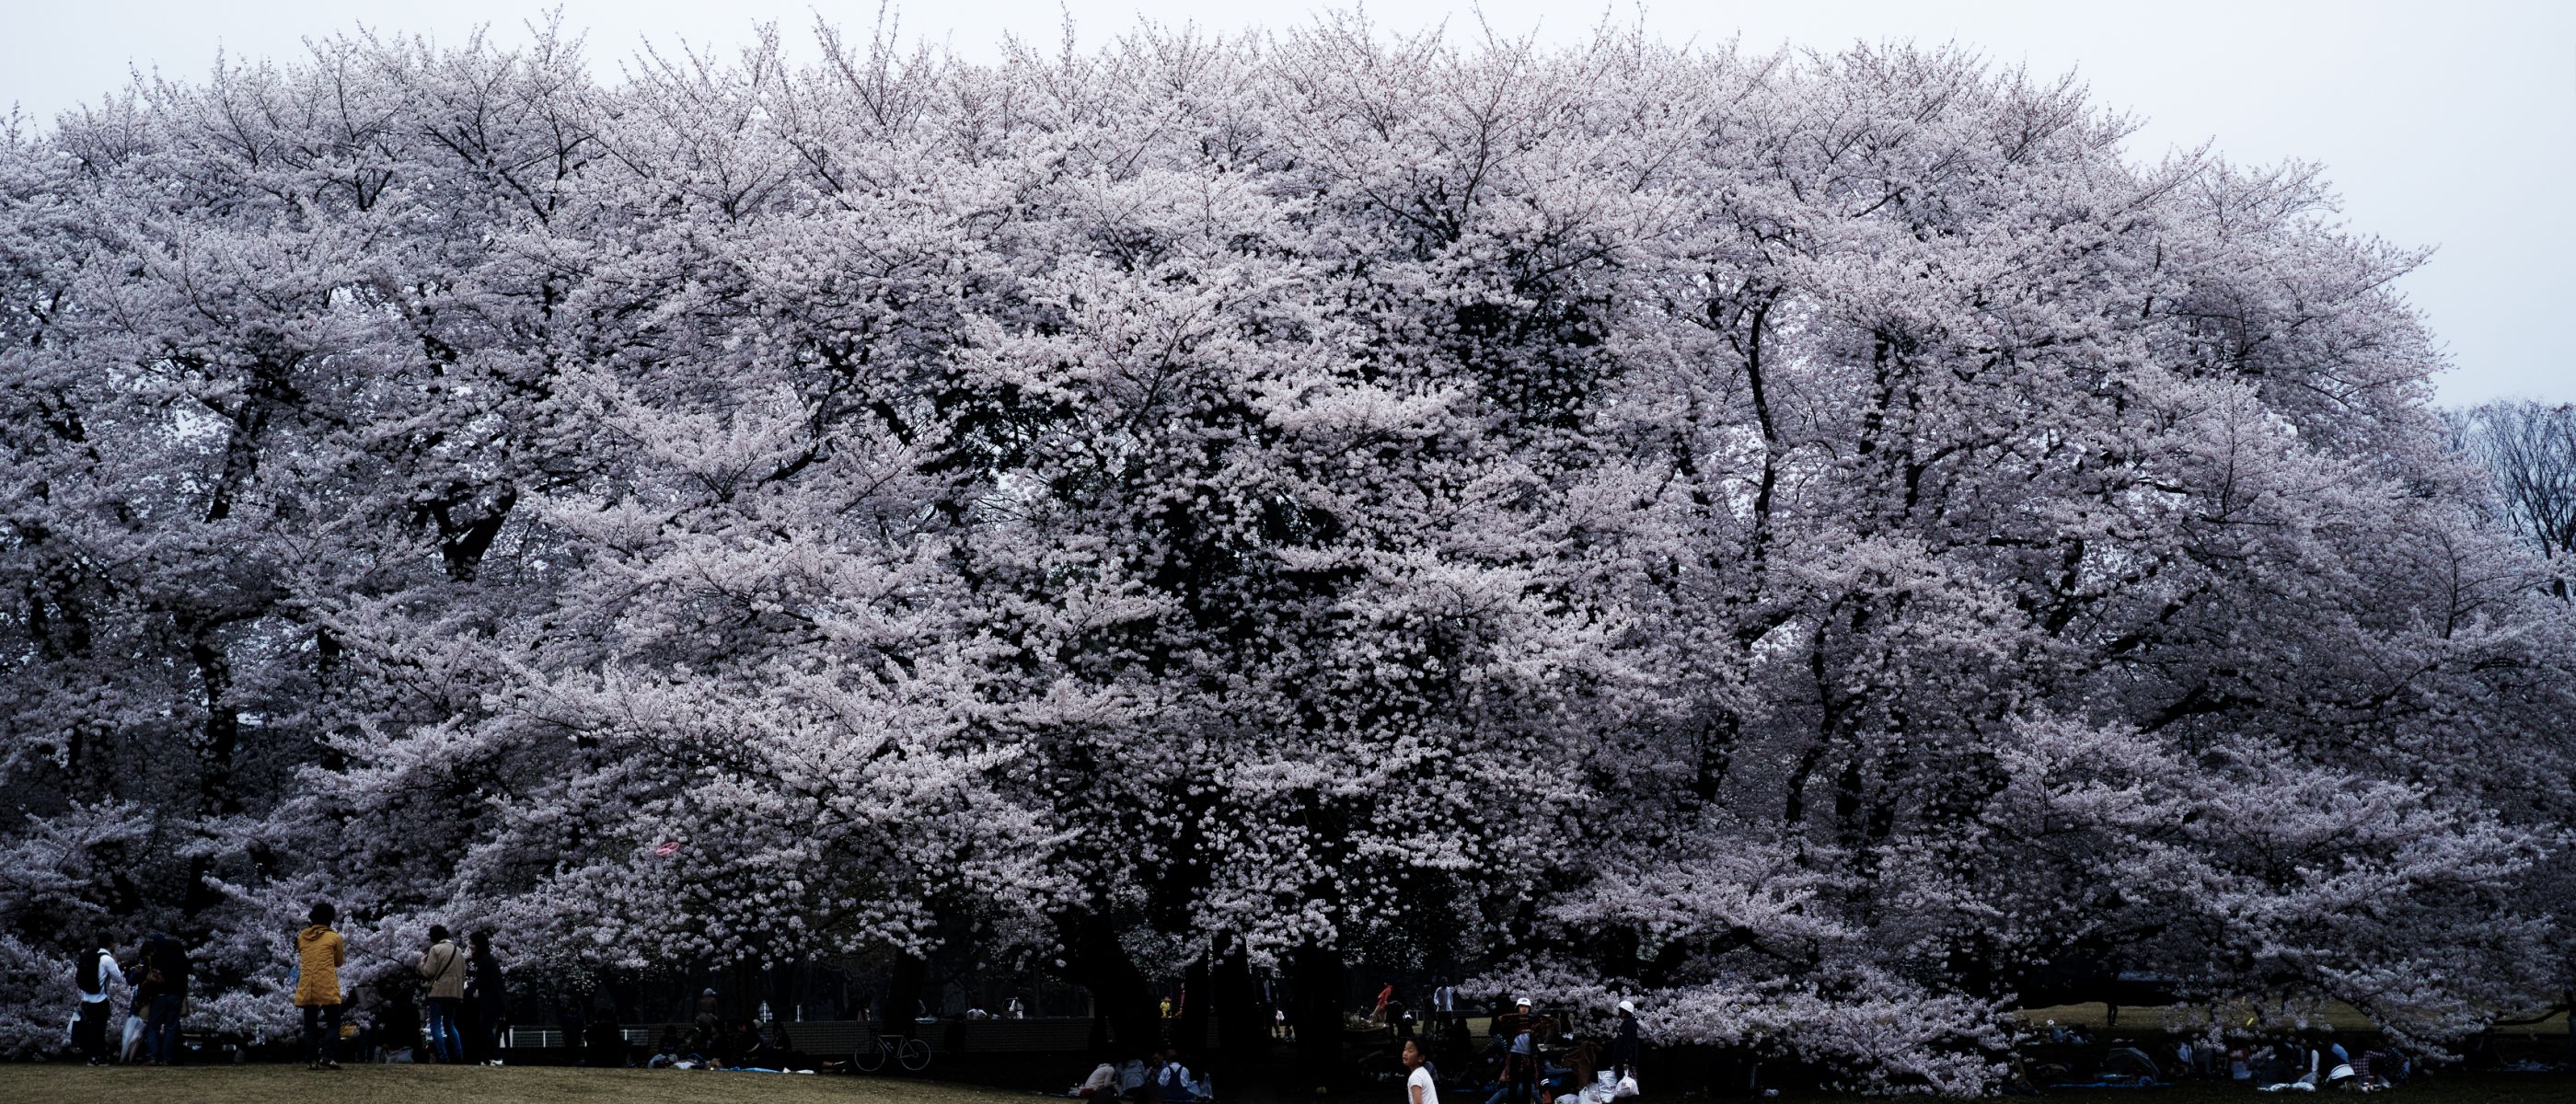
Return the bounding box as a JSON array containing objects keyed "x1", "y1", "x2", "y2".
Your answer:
[{"x1": 508, "y1": 1016, "x2": 1098, "y2": 1057}]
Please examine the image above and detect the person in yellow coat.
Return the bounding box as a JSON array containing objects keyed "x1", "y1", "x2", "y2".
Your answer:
[{"x1": 295, "y1": 903, "x2": 347, "y2": 1070}]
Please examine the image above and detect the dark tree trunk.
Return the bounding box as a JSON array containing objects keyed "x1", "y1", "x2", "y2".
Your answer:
[
  {"x1": 1213, "y1": 942, "x2": 1266, "y2": 1077},
  {"x1": 1291, "y1": 944, "x2": 1344, "y2": 1088},
  {"x1": 1179, "y1": 953, "x2": 1212, "y2": 1060},
  {"x1": 771, "y1": 961, "x2": 799, "y2": 1021},
  {"x1": 890, "y1": 953, "x2": 929, "y2": 1040},
  {"x1": 179, "y1": 619, "x2": 240, "y2": 918},
  {"x1": 1057, "y1": 910, "x2": 1160, "y2": 1055}
]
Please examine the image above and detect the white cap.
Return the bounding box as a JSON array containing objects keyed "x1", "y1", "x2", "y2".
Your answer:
[
  {"x1": 1618, "y1": 1000, "x2": 1635, "y2": 1014},
  {"x1": 1516, "y1": 996, "x2": 1532, "y2": 1007}
]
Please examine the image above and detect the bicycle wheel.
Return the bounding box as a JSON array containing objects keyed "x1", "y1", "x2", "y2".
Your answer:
[
  {"x1": 854, "y1": 1041, "x2": 888, "y2": 1074},
  {"x1": 898, "y1": 1037, "x2": 931, "y2": 1072}
]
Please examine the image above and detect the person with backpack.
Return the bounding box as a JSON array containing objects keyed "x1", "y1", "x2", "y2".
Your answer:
[
  {"x1": 416, "y1": 925, "x2": 468, "y2": 1063},
  {"x1": 295, "y1": 903, "x2": 348, "y2": 1070},
  {"x1": 136, "y1": 933, "x2": 190, "y2": 1064},
  {"x1": 72, "y1": 933, "x2": 124, "y2": 1064}
]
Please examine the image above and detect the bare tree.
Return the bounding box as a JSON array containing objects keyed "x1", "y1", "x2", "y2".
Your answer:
[{"x1": 2459, "y1": 399, "x2": 2576, "y2": 600}]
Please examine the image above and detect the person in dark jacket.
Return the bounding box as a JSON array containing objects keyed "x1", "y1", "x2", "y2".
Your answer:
[
  {"x1": 463, "y1": 930, "x2": 507, "y2": 1064},
  {"x1": 1609, "y1": 1000, "x2": 1641, "y2": 1081},
  {"x1": 584, "y1": 986, "x2": 627, "y2": 1067},
  {"x1": 136, "y1": 934, "x2": 190, "y2": 1064},
  {"x1": 553, "y1": 987, "x2": 587, "y2": 1068}
]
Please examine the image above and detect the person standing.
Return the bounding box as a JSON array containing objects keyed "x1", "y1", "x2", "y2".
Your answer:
[
  {"x1": 1404, "y1": 1038, "x2": 1440, "y2": 1104},
  {"x1": 1609, "y1": 1000, "x2": 1641, "y2": 1081},
  {"x1": 137, "y1": 934, "x2": 190, "y2": 1064},
  {"x1": 1504, "y1": 1013, "x2": 1537, "y2": 1104},
  {"x1": 417, "y1": 925, "x2": 468, "y2": 1063},
  {"x1": 295, "y1": 903, "x2": 348, "y2": 1070},
  {"x1": 465, "y1": 930, "x2": 507, "y2": 1064},
  {"x1": 72, "y1": 934, "x2": 124, "y2": 1064},
  {"x1": 1431, "y1": 979, "x2": 1455, "y2": 1029}
]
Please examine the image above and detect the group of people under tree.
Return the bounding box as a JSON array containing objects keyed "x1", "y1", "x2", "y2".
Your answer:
[
  {"x1": 288, "y1": 903, "x2": 507, "y2": 1069},
  {"x1": 1461, "y1": 997, "x2": 1642, "y2": 1104},
  {"x1": 68, "y1": 932, "x2": 189, "y2": 1064},
  {"x1": 1358, "y1": 990, "x2": 1643, "y2": 1104},
  {"x1": 1078, "y1": 1047, "x2": 1219, "y2": 1103},
  {"x1": 66, "y1": 903, "x2": 508, "y2": 1068},
  {"x1": 1071, "y1": 988, "x2": 1645, "y2": 1104},
  {"x1": 631, "y1": 988, "x2": 814, "y2": 1071}
]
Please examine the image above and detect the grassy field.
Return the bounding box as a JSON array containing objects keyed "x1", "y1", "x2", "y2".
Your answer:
[
  {"x1": 0, "y1": 1064, "x2": 1020, "y2": 1104},
  {"x1": 4, "y1": 1064, "x2": 2575, "y2": 1104}
]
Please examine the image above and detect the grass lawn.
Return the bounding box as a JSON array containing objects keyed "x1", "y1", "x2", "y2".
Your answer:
[
  {"x1": 0, "y1": 1064, "x2": 1026, "y2": 1104},
  {"x1": 4, "y1": 1064, "x2": 2575, "y2": 1104}
]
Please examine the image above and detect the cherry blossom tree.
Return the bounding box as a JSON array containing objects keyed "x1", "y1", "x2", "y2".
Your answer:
[{"x1": 2, "y1": 14, "x2": 2570, "y2": 1090}]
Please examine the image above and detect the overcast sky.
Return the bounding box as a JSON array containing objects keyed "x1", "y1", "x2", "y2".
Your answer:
[{"x1": 6, "y1": 1, "x2": 2569, "y2": 404}]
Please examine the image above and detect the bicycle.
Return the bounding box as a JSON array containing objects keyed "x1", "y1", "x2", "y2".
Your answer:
[{"x1": 852, "y1": 1032, "x2": 931, "y2": 1073}]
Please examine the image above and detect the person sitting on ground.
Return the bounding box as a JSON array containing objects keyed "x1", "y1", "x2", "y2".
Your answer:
[
  {"x1": 1078, "y1": 1058, "x2": 1120, "y2": 1099},
  {"x1": 722, "y1": 1017, "x2": 765, "y2": 1068},
  {"x1": 648, "y1": 1027, "x2": 686, "y2": 1069},
  {"x1": 755, "y1": 1016, "x2": 810, "y2": 1069},
  {"x1": 374, "y1": 974, "x2": 424, "y2": 1063},
  {"x1": 1153, "y1": 1048, "x2": 1198, "y2": 1103}
]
